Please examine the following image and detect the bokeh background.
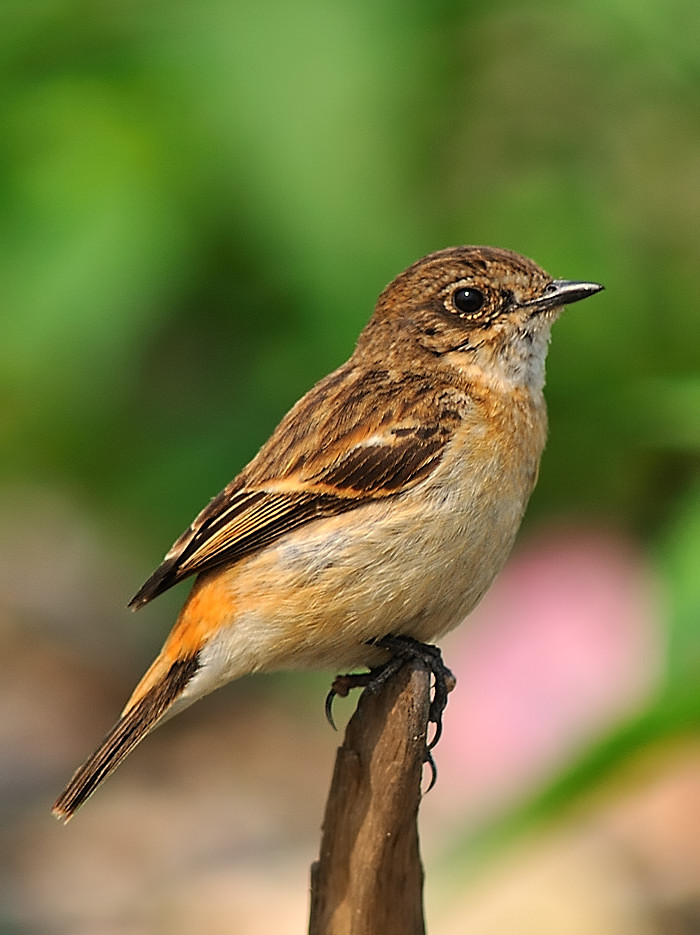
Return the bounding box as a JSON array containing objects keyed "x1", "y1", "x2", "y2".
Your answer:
[{"x1": 2, "y1": 0, "x2": 700, "y2": 932}]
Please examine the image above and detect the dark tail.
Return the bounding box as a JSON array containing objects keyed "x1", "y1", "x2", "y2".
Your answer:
[{"x1": 52, "y1": 654, "x2": 200, "y2": 822}]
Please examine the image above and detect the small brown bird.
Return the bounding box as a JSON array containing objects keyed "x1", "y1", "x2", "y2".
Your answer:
[{"x1": 53, "y1": 246, "x2": 603, "y2": 820}]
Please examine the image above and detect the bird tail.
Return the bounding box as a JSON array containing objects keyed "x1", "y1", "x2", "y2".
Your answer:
[{"x1": 52, "y1": 652, "x2": 200, "y2": 822}]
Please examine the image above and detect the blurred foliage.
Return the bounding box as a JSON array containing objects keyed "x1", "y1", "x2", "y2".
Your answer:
[{"x1": 2, "y1": 0, "x2": 700, "y2": 860}]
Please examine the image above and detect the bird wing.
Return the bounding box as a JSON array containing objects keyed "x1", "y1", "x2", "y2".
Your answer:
[{"x1": 129, "y1": 366, "x2": 464, "y2": 608}]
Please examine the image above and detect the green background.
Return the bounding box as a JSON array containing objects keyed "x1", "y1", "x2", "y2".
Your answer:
[{"x1": 2, "y1": 0, "x2": 700, "y2": 930}]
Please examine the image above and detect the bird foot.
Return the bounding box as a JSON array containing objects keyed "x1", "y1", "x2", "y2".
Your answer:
[{"x1": 325, "y1": 635, "x2": 456, "y2": 790}]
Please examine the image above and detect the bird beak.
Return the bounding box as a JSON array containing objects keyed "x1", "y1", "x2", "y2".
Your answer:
[{"x1": 523, "y1": 279, "x2": 604, "y2": 314}]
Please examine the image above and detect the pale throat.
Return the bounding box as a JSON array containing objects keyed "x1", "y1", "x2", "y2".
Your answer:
[{"x1": 445, "y1": 323, "x2": 553, "y2": 397}]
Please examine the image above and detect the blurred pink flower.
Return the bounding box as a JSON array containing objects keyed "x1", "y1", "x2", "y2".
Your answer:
[{"x1": 427, "y1": 526, "x2": 664, "y2": 825}]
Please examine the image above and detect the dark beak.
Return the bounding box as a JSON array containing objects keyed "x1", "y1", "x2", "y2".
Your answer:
[{"x1": 523, "y1": 279, "x2": 604, "y2": 314}]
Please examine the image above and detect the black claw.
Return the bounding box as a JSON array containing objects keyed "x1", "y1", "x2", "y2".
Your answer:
[
  {"x1": 324, "y1": 670, "x2": 376, "y2": 731},
  {"x1": 325, "y1": 689, "x2": 338, "y2": 731},
  {"x1": 424, "y1": 749, "x2": 438, "y2": 793}
]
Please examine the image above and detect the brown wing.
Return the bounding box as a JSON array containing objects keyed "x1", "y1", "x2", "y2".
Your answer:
[{"x1": 129, "y1": 365, "x2": 464, "y2": 609}]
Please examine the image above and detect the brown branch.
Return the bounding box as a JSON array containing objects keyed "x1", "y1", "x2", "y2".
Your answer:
[{"x1": 309, "y1": 659, "x2": 431, "y2": 935}]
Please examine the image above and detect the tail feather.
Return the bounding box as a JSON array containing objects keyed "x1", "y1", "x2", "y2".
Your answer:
[{"x1": 52, "y1": 653, "x2": 200, "y2": 822}]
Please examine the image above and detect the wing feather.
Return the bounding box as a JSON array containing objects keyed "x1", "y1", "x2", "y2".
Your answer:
[{"x1": 129, "y1": 365, "x2": 466, "y2": 609}]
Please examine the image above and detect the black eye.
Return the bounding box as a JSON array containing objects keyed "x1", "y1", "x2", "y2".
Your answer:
[{"x1": 452, "y1": 287, "x2": 485, "y2": 316}]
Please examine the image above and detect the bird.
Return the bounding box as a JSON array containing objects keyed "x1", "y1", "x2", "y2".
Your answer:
[{"x1": 53, "y1": 245, "x2": 603, "y2": 821}]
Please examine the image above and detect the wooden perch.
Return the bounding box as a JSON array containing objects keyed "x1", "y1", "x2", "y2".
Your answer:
[{"x1": 309, "y1": 659, "x2": 432, "y2": 935}]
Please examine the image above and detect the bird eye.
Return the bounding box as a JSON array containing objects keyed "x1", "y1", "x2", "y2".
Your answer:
[{"x1": 452, "y1": 287, "x2": 485, "y2": 316}]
